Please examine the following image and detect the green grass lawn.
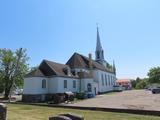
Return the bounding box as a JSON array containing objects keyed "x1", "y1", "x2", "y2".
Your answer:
[{"x1": 7, "y1": 104, "x2": 160, "y2": 120}]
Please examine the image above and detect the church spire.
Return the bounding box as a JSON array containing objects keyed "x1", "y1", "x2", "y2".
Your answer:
[
  {"x1": 95, "y1": 25, "x2": 104, "y2": 61},
  {"x1": 96, "y1": 26, "x2": 103, "y2": 51}
]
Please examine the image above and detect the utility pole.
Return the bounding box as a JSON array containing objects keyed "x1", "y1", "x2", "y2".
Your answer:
[{"x1": 9, "y1": 48, "x2": 23, "y2": 102}]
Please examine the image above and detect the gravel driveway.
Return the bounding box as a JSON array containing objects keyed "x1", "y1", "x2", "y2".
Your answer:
[{"x1": 69, "y1": 90, "x2": 160, "y2": 111}]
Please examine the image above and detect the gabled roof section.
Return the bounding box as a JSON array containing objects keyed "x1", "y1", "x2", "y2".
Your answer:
[
  {"x1": 39, "y1": 60, "x2": 57, "y2": 76},
  {"x1": 25, "y1": 59, "x2": 74, "y2": 78},
  {"x1": 39, "y1": 59, "x2": 72, "y2": 77},
  {"x1": 66, "y1": 53, "x2": 88, "y2": 68},
  {"x1": 80, "y1": 53, "x2": 108, "y2": 71},
  {"x1": 25, "y1": 68, "x2": 44, "y2": 77},
  {"x1": 66, "y1": 52, "x2": 112, "y2": 72}
]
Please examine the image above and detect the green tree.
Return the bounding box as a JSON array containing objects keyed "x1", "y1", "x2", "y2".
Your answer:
[
  {"x1": 106, "y1": 63, "x2": 112, "y2": 71},
  {"x1": 148, "y1": 67, "x2": 160, "y2": 83},
  {"x1": 135, "y1": 78, "x2": 148, "y2": 89},
  {"x1": 131, "y1": 77, "x2": 141, "y2": 89},
  {"x1": 131, "y1": 80, "x2": 136, "y2": 88},
  {"x1": 0, "y1": 48, "x2": 29, "y2": 98},
  {"x1": 135, "y1": 77, "x2": 141, "y2": 83},
  {"x1": 0, "y1": 75, "x2": 4, "y2": 93}
]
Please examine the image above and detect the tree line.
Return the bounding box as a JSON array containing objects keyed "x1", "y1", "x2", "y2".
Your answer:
[{"x1": 131, "y1": 67, "x2": 160, "y2": 89}]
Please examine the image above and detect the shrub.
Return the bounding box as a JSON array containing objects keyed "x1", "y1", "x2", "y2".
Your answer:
[{"x1": 76, "y1": 92, "x2": 86, "y2": 99}]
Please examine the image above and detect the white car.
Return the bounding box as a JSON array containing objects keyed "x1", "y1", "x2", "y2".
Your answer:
[{"x1": 13, "y1": 89, "x2": 23, "y2": 95}]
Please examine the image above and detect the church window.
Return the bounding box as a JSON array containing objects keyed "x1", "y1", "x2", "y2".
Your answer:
[
  {"x1": 110, "y1": 76, "x2": 112, "y2": 85},
  {"x1": 42, "y1": 79, "x2": 46, "y2": 89},
  {"x1": 112, "y1": 76, "x2": 114, "y2": 85},
  {"x1": 87, "y1": 83, "x2": 92, "y2": 92},
  {"x1": 111, "y1": 76, "x2": 113, "y2": 85},
  {"x1": 105, "y1": 74, "x2": 107, "y2": 85},
  {"x1": 97, "y1": 51, "x2": 100, "y2": 59},
  {"x1": 64, "y1": 80, "x2": 67, "y2": 88},
  {"x1": 113, "y1": 77, "x2": 116, "y2": 85},
  {"x1": 101, "y1": 74, "x2": 104, "y2": 86},
  {"x1": 73, "y1": 80, "x2": 76, "y2": 88},
  {"x1": 108, "y1": 75, "x2": 110, "y2": 85}
]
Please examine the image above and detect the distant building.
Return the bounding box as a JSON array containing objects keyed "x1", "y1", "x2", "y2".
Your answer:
[
  {"x1": 116, "y1": 79, "x2": 132, "y2": 90},
  {"x1": 22, "y1": 27, "x2": 117, "y2": 102}
]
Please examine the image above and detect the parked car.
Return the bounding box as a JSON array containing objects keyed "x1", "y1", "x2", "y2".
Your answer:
[
  {"x1": 87, "y1": 93, "x2": 94, "y2": 98},
  {"x1": 152, "y1": 87, "x2": 160, "y2": 94},
  {"x1": 113, "y1": 85, "x2": 123, "y2": 92},
  {"x1": 146, "y1": 84, "x2": 160, "y2": 91},
  {"x1": 146, "y1": 86, "x2": 154, "y2": 91}
]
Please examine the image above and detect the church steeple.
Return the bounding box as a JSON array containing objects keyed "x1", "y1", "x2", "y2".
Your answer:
[{"x1": 95, "y1": 26, "x2": 104, "y2": 61}]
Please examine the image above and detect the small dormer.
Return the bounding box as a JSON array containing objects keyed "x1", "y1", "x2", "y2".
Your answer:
[{"x1": 63, "y1": 66, "x2": 71, "y2": 76}]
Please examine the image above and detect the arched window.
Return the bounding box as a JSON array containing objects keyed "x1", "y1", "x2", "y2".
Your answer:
[
  {"x1": 101, "y1": 74, "x2": 104, "y2": 86},
  {"x1": 87, "y1": 83, "x2": 92, "y2": 92},
  {"x1": 105, "y1": 74, "x2": 107, "y2": 86},
  {"x1": 108, "y1": 75, "x2": 110, "y2": 85},
  {"x1": 42, "y1": 79, "x2": 46, "y2": 88},
  {"x1": 73, "y1": 80, "x2": 76, "y2": 88},
  {"x1": 64, "y1": 80, "x2": 67, "y2": 88},
  {"x1": 97, "y1": 51, "x2": 100, "y2": 59}
]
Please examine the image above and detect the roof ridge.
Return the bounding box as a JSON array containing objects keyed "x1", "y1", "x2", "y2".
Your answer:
[{"x1": 43, "y1": 59, "x2": 68, "y2": 67}]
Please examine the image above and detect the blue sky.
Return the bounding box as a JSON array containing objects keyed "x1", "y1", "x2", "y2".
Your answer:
[{"x1": 0, "y1": 0, "x2": 160, "y2": 79}]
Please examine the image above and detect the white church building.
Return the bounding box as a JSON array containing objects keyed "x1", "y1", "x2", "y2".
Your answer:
[{"x1": 22, "y1": 27, "x2": 117, "y2": 102}]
